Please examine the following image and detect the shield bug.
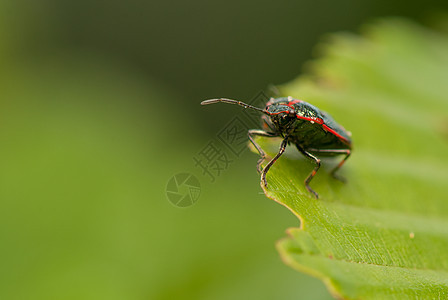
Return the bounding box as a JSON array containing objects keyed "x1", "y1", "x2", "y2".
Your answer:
[{"x1": 201, "y1": 96, "x2": 352, "y2": 198}]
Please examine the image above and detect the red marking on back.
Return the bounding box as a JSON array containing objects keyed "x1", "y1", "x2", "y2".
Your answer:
[
  {"x1": 270, "y1": 110, "x2": 292, "y2": 115},
  {"x1": 286, "y1": 99, "x2": 302, "y2": 108},
  {"x1": 294, "y1": 115, "x2": 350, "y2": 145},
  {"x1": 265, "y1": 98, "x2": 351, "y2": 146},
  {"x1": 322, "y1": 124, "x2": 350, "y2": 145},
  {"x1": 295, "y1": 115, "x2": 324, "y2": 125}
]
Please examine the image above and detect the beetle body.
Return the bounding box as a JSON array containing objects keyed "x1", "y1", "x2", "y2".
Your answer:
[
  {"x1": 201, "y1": 96, "x2": 352, "y2": 198},
  {"x1": 264, "y1": 97, "x2": 351, "y2": 150}
]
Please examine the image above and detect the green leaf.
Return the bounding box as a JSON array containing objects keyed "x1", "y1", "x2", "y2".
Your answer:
[{"x1": 256, "y1": 19, "x2": 448, "y2": 299}]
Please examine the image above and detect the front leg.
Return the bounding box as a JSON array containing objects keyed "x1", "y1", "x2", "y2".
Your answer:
[
  {"x1": 248, "y1": 129, "x2": 278, "y2": 173},
  {"x1": 261, "y1": 137, "x2": 288, "y2": 187},
  {"x1": 296, "y1": 145, "x2": 321, "y2": 199}
]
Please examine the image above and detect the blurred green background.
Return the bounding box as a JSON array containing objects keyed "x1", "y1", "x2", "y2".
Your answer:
[{"x1": 0, "y1": 1, "x2": 447, "y2": 299}]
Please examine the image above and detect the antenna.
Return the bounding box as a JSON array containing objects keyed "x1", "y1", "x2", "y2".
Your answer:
[{"x1": 201, "y1": 98, "x2": 270, "y2": 115}]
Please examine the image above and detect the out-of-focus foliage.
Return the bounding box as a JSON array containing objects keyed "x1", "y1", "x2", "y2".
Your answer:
[
  {"x1": 0, "y1": 54, "x2": 337, "y2": 299},
  {"x1": 254, "y1": 19, "x2": 448, "y2": 299},
  {"x1": 2, "y1": 0, "x2": 448, "y2": 298},
  {"x1": 0, "y1": 25, "x2": 335, "y2": 300}
]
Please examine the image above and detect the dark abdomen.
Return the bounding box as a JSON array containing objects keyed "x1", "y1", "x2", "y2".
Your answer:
[{"x1": 290, "y1": 119, "x2": 351, "y2": 151}]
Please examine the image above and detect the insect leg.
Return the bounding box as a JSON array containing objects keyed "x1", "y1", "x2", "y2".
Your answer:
[
  {"x1": 296, "y1": 146, "x2": 321, "y2": 199},
  {"x1": 261, "y1": 137, "x2": 288, "y2": 187},
  {"x1": 330, "y1": 149, "x2": 351, "y2": 181},
  {"x1": 248, "y1": 129, "x2": 278, "y2": 173},
  {"x1": 307, "y1": 149, "x2": 351, "y2": 182}
]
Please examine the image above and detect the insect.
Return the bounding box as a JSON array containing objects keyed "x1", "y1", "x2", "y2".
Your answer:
[{"x1": 201, "y1": 96, "x2": 352, "y2": 198}]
